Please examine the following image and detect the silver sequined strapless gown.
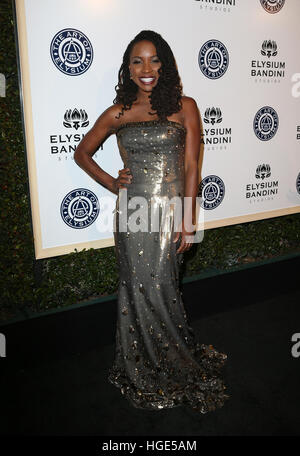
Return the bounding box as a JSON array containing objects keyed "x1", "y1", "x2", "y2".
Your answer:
[{"x1": 108, "y1": 119, "x2": 229, "y2": 412}]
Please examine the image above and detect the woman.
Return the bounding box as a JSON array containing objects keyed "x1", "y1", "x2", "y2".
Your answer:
[{"x1": 74, "y1": 30, "x2": 229, "y2": 413}]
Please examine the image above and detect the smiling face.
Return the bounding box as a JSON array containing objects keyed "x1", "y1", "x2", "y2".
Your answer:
[{"x1": 128, "y1": 40, "x2": 162, "y2": 93}]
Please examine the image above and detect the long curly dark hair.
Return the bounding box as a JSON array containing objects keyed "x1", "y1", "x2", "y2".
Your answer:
[{"x1": 113, "y1": 30, "x2": 183, "y2": 121}]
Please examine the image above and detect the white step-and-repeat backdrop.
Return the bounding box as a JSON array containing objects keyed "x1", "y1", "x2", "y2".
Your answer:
[{"x1": 14, "y1": 0, "x2": 300, "y2": 259}]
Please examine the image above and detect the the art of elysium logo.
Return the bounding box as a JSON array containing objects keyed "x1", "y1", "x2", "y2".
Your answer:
[
  {"x1": 296, "y1": 173, "x2": 300, "y2": 195},
  {"x1": 260, "y1": 0, "x2": 285, "y2": 14},
  {"x1": 198, "y1": 40, "x2": 229, "y2": 79},
  {"x1": 60, "y1": 188, "x2": 99, "y2": 228},
  {"x1": 253, "y1": 106, "x2": 279, "y2": 141},
  {"x1": 50, "y1": 29, "x2": 93, "y2": 75},
  {"x1": 198, "y1": 175, "x2": 225, "y2": 210}
]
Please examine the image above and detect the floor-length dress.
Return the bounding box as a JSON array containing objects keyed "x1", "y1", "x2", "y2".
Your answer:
[{"x1": 108, "y1": 119, "x2": 229, "y2": 412}]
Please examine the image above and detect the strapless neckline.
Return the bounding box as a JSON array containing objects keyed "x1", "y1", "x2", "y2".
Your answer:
[{"x1": 115, "y1": 119, "x2": 186, "y2": 135}]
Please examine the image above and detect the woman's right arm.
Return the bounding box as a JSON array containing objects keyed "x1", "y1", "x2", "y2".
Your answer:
[{"x1": 73, "y1": 105, "x2": 131, "y2": 195}]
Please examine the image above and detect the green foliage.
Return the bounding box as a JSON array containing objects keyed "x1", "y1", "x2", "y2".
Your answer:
[
  {"x1": 0, "y1": 0, "x2": 299, "y2": 323},
  {"x1": 36, "y1": 247, "x2": 119, "y2": 311},
  {"x1": 184, "y1": 216, "x2": 300, "y2": 276}
]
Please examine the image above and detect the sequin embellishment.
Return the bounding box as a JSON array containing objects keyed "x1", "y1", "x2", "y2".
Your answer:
[{"x1": 109, "y1": 119, "x2": 229, "y2": 412}]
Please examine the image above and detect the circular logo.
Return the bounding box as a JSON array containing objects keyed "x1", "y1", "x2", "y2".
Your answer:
[
  {"x1": 50, "y1": 28, "x2": 93, "y2": 76},
  {"x1": 296, "y1": 173, "x2": 300, "y2": 195},
  {"x1": 260, "y1": 0, "x2": 285, "y2": 14},
  {"x1": 253, "y1": 106, "x2": 279, "y2": 141},
  {"x1": 198, "y1": 175, "x2": 225, "y2": 210},
  {"x1": 198, "y1": 39, "x2": 229, "y2": 79},
  {"x1": 60, "y1": 188, "x2": 100, "y2": 229}
]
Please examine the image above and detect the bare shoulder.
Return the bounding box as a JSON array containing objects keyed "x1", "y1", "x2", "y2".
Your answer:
[
  {"x1": 105, "y1": 103, "x2": 124, "y2": 121},
  {"x1": 181, "y1": 96, "x2": 199, "y2": 113},
  {"x1": 181, "y1": 96, "x2": 200, "y2": 126},
  {"x1": 93, "y1": 103, "x2": 124, "y2": 133}
]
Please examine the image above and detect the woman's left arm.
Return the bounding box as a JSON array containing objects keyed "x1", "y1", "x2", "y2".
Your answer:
[{"x1": 175, "y1": 97, "x2": 201, "y2": 253}]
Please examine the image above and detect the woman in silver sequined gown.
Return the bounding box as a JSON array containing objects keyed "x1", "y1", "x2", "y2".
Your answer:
[{"x1": 74, "y1": 30, "x2": 229, "y2": 413}]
